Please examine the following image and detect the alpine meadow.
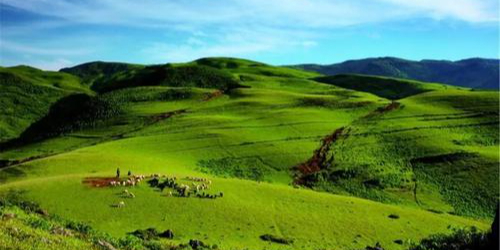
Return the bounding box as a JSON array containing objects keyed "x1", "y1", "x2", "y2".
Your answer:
[{"x1": 0, "y1": 1, "x2": 499, "y2": 250}]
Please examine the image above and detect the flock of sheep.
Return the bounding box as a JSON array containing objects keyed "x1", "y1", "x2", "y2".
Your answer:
[
  {"x1": 109, "y1": 174, "x2": 146, "y2": 187},
  {"x1": 111, "y1": 174, "x2": 222, "y2": 208}
]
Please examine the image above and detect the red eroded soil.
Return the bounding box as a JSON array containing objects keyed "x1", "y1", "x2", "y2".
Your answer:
[
  {"x1": 151, "y1": 109, "x2": 187, "y2": 123},
  {"x1": 377, "y1": 101, "x2": 401, "y2": 113},
  {"x1": 294, "y1": 127, "x2": 345, "y2": 185},
  {"x1": 82, "y1": 177, "x2": 120, "y2": 188},
  {"x1": 365, "y1": 102, "x2": 401, "y2": 118},
  {"x1": 203, "y1": 90, "x2": 223, "y2": 101}
]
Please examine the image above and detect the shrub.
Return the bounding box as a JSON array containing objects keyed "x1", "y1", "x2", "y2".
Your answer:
[
  {"x1": 409, "y1": 227, "x2": 492, "y2": 250},
  {"x1": 259, "y1": 234, "x2": 293, "y2": 245},
  {"x1": 130, "y1": 228, "x2": 160, "y2": 241},
  {"x1": 388, "y1": 214, "x2": 400, "y2": 219}
]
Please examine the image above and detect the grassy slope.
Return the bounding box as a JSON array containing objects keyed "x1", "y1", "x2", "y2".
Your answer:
[
  {"x1": 312, "y1": 89, "x2": 499, "y2": 218},
  {"x1": 313, "y1": 74, "x2": 461, "y2": 100},
  {"x1": 0, "y1": 205, "x2": 100, "y2": 250},
  {"x1": 73, "y1": 61, "x2": 243, "y2": 93},
  {"x1": 60, "y1": 61, "x2": 145, "y2": 89},
  {"x1": 0, "y1": 58, "x2": 496, "y2": 249},
  {"x1": 0, "y1": 66, "x2": 90, "y2": 142}
]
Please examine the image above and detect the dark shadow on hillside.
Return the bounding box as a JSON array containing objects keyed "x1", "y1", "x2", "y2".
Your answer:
[
  {"x1": 313, "y1": 74, "x2": 434, "y2": 100},
  {"x1": 93, "y1": 64, "x2": 245, "y2": 93},
  {"x1": 0, "y1": 93, "x2": 122, "y2": 152}
]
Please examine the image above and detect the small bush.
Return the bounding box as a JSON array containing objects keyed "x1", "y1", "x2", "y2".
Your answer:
[
  {"x1": 388, "y1": 214, "x2": 400, "y2": 219},
  {"x1": 259, "y1": 234, "x2": 293, "y2": 245},
  {"x1": 409, "y1": 227, "x2": 492, "y2": 250},
  {"x1": 130, "y1": 228, "x2": 160, "y2": 241},
  {"x1": 66, "y1": 221, "x2": 93, "y2": 234}
]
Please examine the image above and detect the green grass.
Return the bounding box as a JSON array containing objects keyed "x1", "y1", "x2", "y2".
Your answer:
[
  {"x1": 0, "y1": 57, "x2": 497, "y2": 250},
  {"x1": 0, "y1": 205, "x2": 101, "y2": 250},
  {"x1": 92, "y1": 64, "x2": 243, "y2": 93},
  {"x1": 313, "y1": 74, "x2": 461, "y2": 99},
  {"x1": 0, "y1": 66, "x2": 90, "y2": 142},
  {"x1": 60, "y1": 61, "x2": 145, "y2": 89},
  {"x1": 310, "y1": 89, "x2": 499, "y2": 218}
]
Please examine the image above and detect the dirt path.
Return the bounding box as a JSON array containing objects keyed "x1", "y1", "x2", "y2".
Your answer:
[
  {"x1": 293, "y1": 101, "x2": 402, "y2": 186},
  {"x1": 203, "y1": 90, "x2": 223, "y2": 101},
  {"x1": 363, "y1": 101, "x2": 401, "y2": 119},
  {"x1": 294, "y1": 127, "x2": 345, "y2": 185}
]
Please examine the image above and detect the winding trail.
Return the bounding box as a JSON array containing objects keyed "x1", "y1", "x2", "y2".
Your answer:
[
  {"x1": 294, "y1": 127, "x2": 345, "y2": 185},
  {"x1": 293, "y1": 101, "x2": 402, "y2": 186}
]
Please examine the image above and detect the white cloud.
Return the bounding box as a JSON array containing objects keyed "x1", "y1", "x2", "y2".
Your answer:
[
  {"x1": 0, "y1": 40, "x2": 91, "y2": 56},
  {"x1": 30, "y1": 58, "x2": 74, "y2": 71},
  {"x1": 2, "y1": 0, "x2": 497, "y2": 28},
  {"x1": 381, "y1": 0, "x2": 498, "y2": 23},
  {"x1": 302, "y1": 41, "x2": 318, "y2": 48},
  {"x1": 142, "y1": 27, "x2": 316, "y2": 62},
  {"x1": 1, "y1": 0, "x2": 497, "y2": 67},
  {"x1": 0, "y1": 56, "x2": 74, "y2": 71}
]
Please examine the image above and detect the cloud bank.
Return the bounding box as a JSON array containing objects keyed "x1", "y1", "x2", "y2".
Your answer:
[{"x1": 1, "y1": 0, "x2": 498, "y2": 69}]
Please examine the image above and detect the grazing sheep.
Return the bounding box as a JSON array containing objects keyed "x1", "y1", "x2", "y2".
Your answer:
[{"x1": 117, "y1": 201, "x2": 125, "y2": 208}]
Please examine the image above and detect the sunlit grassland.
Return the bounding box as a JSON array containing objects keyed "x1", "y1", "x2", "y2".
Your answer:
[{"x1": 0, "y1": 58, "x2": 497, "y2": 249}]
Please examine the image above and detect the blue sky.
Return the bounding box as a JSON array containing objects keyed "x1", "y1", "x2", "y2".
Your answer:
[{"x1": 0, "y1": 0, "x2": 498, "y2": 70}]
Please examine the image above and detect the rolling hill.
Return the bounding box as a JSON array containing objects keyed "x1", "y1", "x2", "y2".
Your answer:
[
  {"x1": 312, "y1": 74, "x2": 461, "y2": 100},
  {"x1": 292, "y1": 57, "x2": 500, "y2": 89},
  {"x1": 60, "y1": 61, "x2": 145, "y2": 89},
  {"x1": 0, "y1": 66, "x2": 91, "y2": 143},
  {"x1": 0, "y1": 57, "x2": 498, "y2": 250}
]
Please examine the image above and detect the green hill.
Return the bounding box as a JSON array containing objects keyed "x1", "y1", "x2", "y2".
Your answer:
[
  {"x1": 0, "y1": 66, "x2": 90, "y2": 142},
  {"x1": 0, "y1": 57, "x2": 497, "y2": 250},
  {"x1": 92, "y1": 64, "x2": 243, "y2": 93},
  {"x1": 297, "y1": 89, "x2": 499, "y2": 218},
  {"x1": 60, "y1": 61, "x2": 144, "y2": 89},
  {"x1": 292, "y1": 57, "x2": 500, "y2": 89},
  {"x1": 313, "y1": 74, "x2": 461, "y2": 99}
]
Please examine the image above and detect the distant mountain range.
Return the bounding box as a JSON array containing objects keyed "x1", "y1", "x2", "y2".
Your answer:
[{"x1": 291, "y1": 57, "x2": 499, "y2": 89}]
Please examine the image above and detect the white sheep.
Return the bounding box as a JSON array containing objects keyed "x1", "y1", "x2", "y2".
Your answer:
[{"x1": 117, "y1": 201, "x2": 125, "y2": 208}]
